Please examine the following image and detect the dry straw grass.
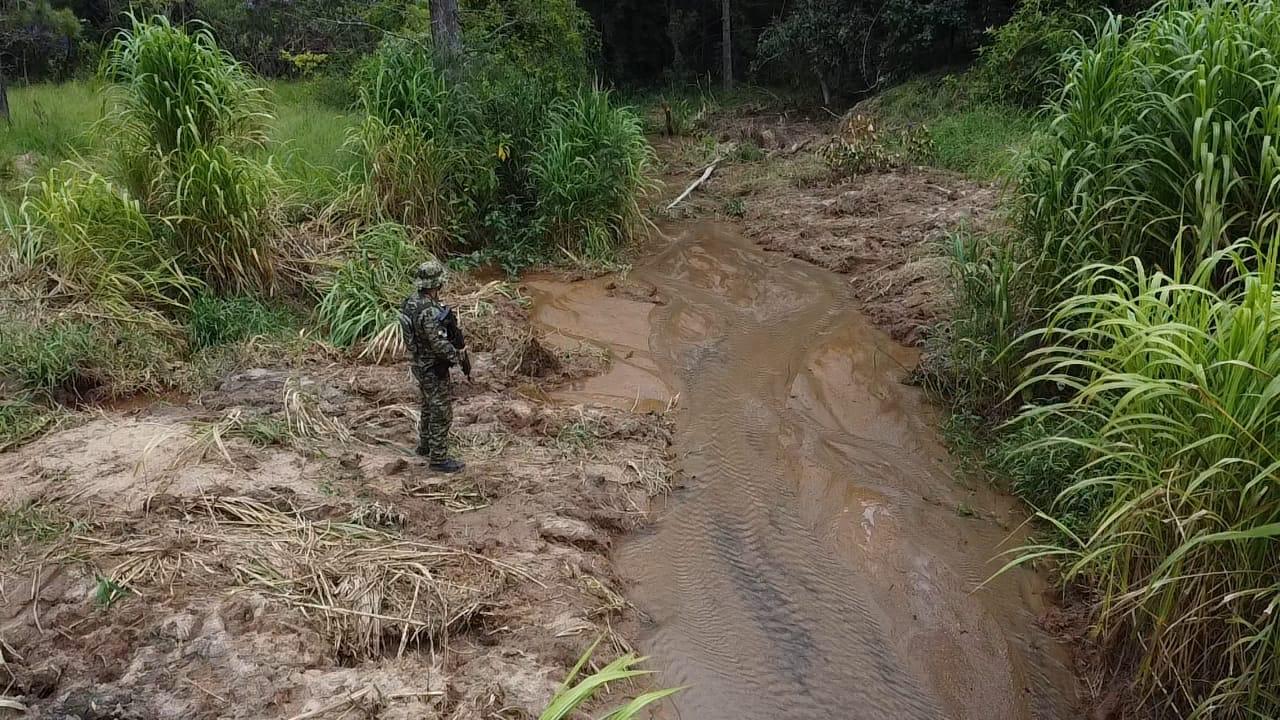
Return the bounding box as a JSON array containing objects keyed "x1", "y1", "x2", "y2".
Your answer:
[{"x1": 71, "y1": 494, "x2": 510, "y2": 660}]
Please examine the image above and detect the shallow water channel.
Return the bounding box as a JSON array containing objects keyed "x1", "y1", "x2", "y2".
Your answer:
[{"x1": 530, "y1": 222, "x2": 1080, "y2": 720}]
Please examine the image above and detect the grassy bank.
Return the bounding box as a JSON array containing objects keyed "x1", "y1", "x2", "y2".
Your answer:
[
  {"x1": 1, "y1": 78, "x2": 356, "y2": 209},
  {"x1": 923, "y1": 2, "x2": 1280, "y2": 716},
  {"x1": 863, "y1": 75, "x2": 1036, "y2": 181}
]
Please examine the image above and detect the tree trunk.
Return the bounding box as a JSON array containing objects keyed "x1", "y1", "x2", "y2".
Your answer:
[
  {"x1": 431, "y1": 0, "x2": 462, "y2": 57},
  {"x1": 818, "y1": 73, "x2": 831, "y2": 106},
  {"x1": 721, "y1": 0, "x2": 733, "y2": 90},
  {"x1": 0, "y1": 70, "x2": 9, "y2": 126}
]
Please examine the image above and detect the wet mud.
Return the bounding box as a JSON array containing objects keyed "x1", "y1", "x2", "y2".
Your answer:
[{"x1": 533, "y1": 222, "x2": 1080, "y2": 720}]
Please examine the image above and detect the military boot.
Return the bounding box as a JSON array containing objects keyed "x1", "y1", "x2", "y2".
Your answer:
[{"x1": 429, "y1": 458, "x2": 466, "y2": 474}]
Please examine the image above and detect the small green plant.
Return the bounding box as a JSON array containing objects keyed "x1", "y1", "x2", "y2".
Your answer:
[
  {"x1": 529, "y1": 90, "x2": 656, "y2": 265},
  {"x1": 555, "y1": 415, "x2": 603, "y2": 452},
  {"x1": 188, "y1": 292, "x2": 293, "y2": 349},
  {"x1": 723, "y1": 197, "x2": 746, "y2": 218},
  {"x1": 317, "y1": 224, "x2": 418, "y2": 349},
  {"x1": 730, "y1": 140, "x2": 765, "y2": 163},
  {"x1": 820, "y1": 114, "x2": 897, "y2": 175},
  {"x1": 93, "y1": 576, "x2": 129, "y2": 609},
  {"x1": 539, "y1": 637, "x2": 680, "y2": 720},
  {"x1": 0, "y1": 398, "x2": 59, "y2": 452},
  {"x1": 0, "y1": 501, "x2": 74, "y2": 549},
  {"x1": 0, "y1": 318, "x2": 94, "y2": 396}
]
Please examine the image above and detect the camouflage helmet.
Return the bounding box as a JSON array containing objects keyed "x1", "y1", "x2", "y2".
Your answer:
[{"x1": 414, "y1": 259, "x2": 447, "y2": 291}]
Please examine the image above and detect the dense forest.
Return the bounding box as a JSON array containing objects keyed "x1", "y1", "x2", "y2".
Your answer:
[{"x1": 4, "y1": 0, "x2": 1156, "y2": 102}]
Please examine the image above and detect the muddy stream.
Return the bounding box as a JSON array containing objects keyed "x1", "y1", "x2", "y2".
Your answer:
[{"x1": 530, "y1": 222, "x2": 1080, "y2": 720}]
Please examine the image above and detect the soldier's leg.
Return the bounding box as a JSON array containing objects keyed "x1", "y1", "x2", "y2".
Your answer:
[
  {"x1": 416, "y1": 373, "x2": 432, "y2": 457},
  {"x1": 425, "y1": 379, "x2": 452, "y2": 462}
]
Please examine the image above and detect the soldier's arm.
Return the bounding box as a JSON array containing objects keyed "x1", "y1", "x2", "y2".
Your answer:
[{"x1": 418, "y1": 311, "x2": 461, "y2": 366}]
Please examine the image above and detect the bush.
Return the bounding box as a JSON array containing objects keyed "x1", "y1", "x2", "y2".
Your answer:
[
  {"x1": 317, "y1": 224, "x2": 417, "y2": 349},
  {"x1": 104, "y1": 15, "x2": 280, "y2": 293},
  {"x1": 188, "y1": 292, "x2": 293, "y2": 349},
  {"x1": 352, "y1": 40, "x2": 497, "y2": 246},
  {"x1": 0, "y1": 314, "x2": 180, "y2": 399},
  {"x1": 1010, "y1": 245, "x2": 1280, "y2": 718},
  {"x1": 938, "y1": 3, "x2": 1280, "y2": 715},
  {"x1": 15, "y1": 168, "x2": 199, "y2": 314},
  {"x1": 351, "y1": 40, "x2": 653, "y2": 269},
  {"x1": 529, "y1": 91, "x2": 654, "y2": 264},
  {"x1": 1021, "y1": 3, "x2": 1280, "y2": 278}
]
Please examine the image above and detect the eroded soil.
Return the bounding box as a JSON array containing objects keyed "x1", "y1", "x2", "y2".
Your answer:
[
  {"x1": 0, "y1": 283, "x2": 675, "y2": 718},
  {"x1": 658, "y1": 113, "x2": 1000, "y2": 345},
  {"x1": 535, "y1": 222, "x2": 1080, "y2": 720}
]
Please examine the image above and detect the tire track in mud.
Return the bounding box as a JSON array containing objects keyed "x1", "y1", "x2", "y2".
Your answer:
[{"x1": 535, "y1": 222, "x2": 1080, "y2": 720}]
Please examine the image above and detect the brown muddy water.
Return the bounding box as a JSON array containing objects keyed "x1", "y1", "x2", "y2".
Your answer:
[{"x1": 531, "y1": 222, "x2": 1080, "y2": 720}]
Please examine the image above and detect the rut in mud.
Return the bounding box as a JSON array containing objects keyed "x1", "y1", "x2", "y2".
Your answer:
[{"x1": 535, "y1": 222, "x2": 1080, "y2": 720}]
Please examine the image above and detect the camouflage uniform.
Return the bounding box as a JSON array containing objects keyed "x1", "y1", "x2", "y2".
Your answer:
[{"x1": 400, "y1": 263, "x2": 462, "y2": 464}]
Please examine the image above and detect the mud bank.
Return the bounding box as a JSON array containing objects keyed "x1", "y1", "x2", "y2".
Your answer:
[
  {"x1": 659, "y1": 115, "x2": 999, "y2": 345},
  {"x1": 544, "y1": 222, "x2": 1081, "y2": 720},
  {"x1": 0, "y1": 283, "x2": 675, "y2": 718}
]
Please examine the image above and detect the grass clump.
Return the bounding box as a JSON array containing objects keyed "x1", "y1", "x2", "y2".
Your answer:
[
  {"x1": 529, "y1": 91, "x2": 655, "y2": 264},
  {"x1": 317, "y1": 223, "x2": 417, "y2": 349},
  {"x1": 0, "y1": 398, "x2": 60, "y2": 452},
  {"x1": 1007, "y1": 245, "x2": 1280, "y2": 718},
  {"x1": 927, "y1": 2, "x2": 1280, "y2": 716},
  {"x1": 104, "y1": 15, "x2": 280, "y2": 292},
  {"x1": 352, "y1": 40, "x2": 654, "y2": 270},
  {"x1": 188, "y1": 292, "x2": 294, "y2": 349},
  {"x1": 15, "y1": 167, "x2": 199, "y2": 314}
]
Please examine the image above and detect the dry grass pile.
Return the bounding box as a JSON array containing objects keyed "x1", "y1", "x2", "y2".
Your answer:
[{"x1": 67, "y1": 494, "x2": 509, "y2": 661}]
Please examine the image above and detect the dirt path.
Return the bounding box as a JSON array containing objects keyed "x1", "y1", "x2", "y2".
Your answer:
[{"x1": 533, "y1": 221, "x2": 1080, "y2": 720}]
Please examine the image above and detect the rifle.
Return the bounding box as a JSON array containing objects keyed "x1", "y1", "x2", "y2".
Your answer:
[{"x1": 436, "y1": 305, "x2": 471, "y2": 378}]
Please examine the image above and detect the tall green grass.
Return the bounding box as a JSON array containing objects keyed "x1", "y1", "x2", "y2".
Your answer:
[
  {"x1": 351, "y1": 40, "x2": 653, "y2": 268},
  {"x1": 530, "y1": 91, "x2": 655, "y2": 262},
  {"x1": 14, "y1": 167, "x2": 199, "y2": 314},
  {"x1": 1007, "y1": 244, "x2": 1280, "y2": 718},
  {"x1": 933, "y1": 2, "x2": 1280, "y2": 716},
  {"x1": 317, "y1": 223, "x2": 417, "y2": 349},
  {"x1": 104, "y1": 15, "x2": 279, "y2": 292}
]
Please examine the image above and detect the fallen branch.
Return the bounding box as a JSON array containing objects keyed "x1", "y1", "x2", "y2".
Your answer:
[{"x1": 666, "y1": 159, "x2": 721, "y2": 210}]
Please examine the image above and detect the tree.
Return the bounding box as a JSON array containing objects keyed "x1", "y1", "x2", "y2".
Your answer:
[
  {"x1": 431, "y1": 0, "x2": 462, "y2": 55},
  {"x1": 0, "y1": 69, "x2": 8, "y2": 125},
  {"x1": 721, "y1": 0, "x2": 733, "y2": 89}
]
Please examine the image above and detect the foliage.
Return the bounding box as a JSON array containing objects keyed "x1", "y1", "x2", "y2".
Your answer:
[
  {"x1": 317, "y1": 223, "x2": 417, "y2": 349},
  {"x1": 862, "y1": 74, "x2": 1034, "y2": 180},
  {"x1": 820, "y1": 113, "x2": 934, "y2": 175},
  {"x1": 539, "y1": 638, "x2": 680, "y2": 720},
  {"x1": 352, "y1": 39, "x2": 653, "y2": 268},
  {"x1": 15, "y1": 167, "x2": 199, "y2": 313},
  {"x1": 464, "y1": 0, "x2": 598, "y2": 89},
  {"x1": 921, "y1": 230, "x2": 1029, "y2": 417},
  {"x1": 104, "y1": 15, "x2": 280, "y2": 293},
  {"x1": 352, "y1": 39, "x2": 497, "y2": 245},
  {"x1": 0, "y1": 312, "x2": 180, "y2": 399},
  {"x1": 0, "y1": 397, "x2": 56, "y2": 452},
  {"x1": 755, "y1": 0, "x2": 868, "y2": 100},
  {"x1": 188, "y1": 292, "x2": 294, "y2": 349},
  {"x1": 528, "y1": 91, "x2": 654, "y2": 264},
  {"x1": 0, "y1": 0, "x2": 83, "y2": 82},
  {"x1": 1006, "y1": 245, "x2": 1280, "y2": 718}
]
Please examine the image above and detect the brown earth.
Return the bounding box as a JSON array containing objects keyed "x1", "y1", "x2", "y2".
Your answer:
[
  {"x1": 0, "y1": 281, "x2": 675, "y2": 719},
  {"x1": 655, "y1": 112, "x2": 1001, "y2": 345}
]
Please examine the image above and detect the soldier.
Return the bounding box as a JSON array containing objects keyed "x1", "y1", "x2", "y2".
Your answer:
[{"x1": 400, "y1": 260, "x2": 471, "y2": 473}]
